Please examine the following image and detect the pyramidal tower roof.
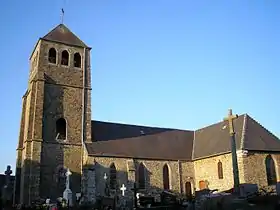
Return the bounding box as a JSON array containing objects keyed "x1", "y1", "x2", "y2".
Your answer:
[{"x1": 41, "y1": 24, "x2": 89, "y2": 48}]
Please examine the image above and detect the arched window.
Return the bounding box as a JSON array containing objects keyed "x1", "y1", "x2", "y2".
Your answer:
[
  {"x1": 56, "y1": 118, "x2": 66, "y2": 140},
  {"x1": 265, "y1": 155, "x2": 277, "y2": 185},
  {"x1": 138, "y1": 163, "x2": 145, "y2": 189},
  {"x1": 218, "y1": 161, "x2": 223, "y2": 179},
  {"x1": 74, "y1": 52, "x2": 81, "y2": 68},
  {"x1": 109, "y1": 163, "x2": 117, "y2": 189},
  {"x1": 48, "y1": 48, "x2": 56, "y2": 64},
  {"x1": 163, "y1": 164, "x2": 170, "y2": 190},
  {"x1": 61, "y1": 50, "x2": 69, "y2": 66}
]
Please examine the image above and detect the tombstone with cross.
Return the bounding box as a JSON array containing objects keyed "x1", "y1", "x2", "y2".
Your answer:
[
  {"x1": 63, "y1": 168, "x2": 73, "y2": 206},
  {"x1": 2, "y1": 165, "x2": 13, "y2": 204}
]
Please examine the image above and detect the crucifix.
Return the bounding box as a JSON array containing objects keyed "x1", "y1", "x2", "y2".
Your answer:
[
  {"x1": 120, "y1": 184, "x2": 127, "y2": 196},
  {"x1": 223, "y1": 109, "x2": 240, "y2": 195},
  {"x1": 65, "y1": 168, "x2": 72, "y2": 190}
]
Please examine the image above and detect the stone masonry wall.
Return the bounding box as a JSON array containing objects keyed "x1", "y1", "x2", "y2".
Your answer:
[
  {"x1": 242, "y1": 152, "x2": 280, "y2": 187},
  {"x1": 87, "y1": 156, "x2": 195, "y2": 197},
  {"x1": 40, "y1": 143, "x2": 82, "y2": 200},
  {"x1": 16, "y1": 38, "x2": 92, "y2": 204},
  {"x1": 193, "y1": 153, "x2": 246, "y2": 192}
]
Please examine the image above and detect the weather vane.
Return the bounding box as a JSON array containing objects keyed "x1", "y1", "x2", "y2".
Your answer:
[{"x1": 61, "y1": 8, "x2": 65, "y2": 24}]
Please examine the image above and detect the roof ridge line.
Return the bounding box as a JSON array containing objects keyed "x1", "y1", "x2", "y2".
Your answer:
[
  {"x1": 240, "y1": 114, "x2": 248, "y2": 150},
  {"x1": 191, "y1": 130, "x2": 196, "y2": 160},
  {"x1": 247, "y1": 114, "x2": 280, "y2": 140}
]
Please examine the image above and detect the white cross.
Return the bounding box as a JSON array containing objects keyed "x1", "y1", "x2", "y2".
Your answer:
[
  {"x1": 104, "y1": 173, "x2": 108, "y2": 180},
  {"x1": 65, "y1": 169, "x2": 72, "y2": 190},
  {"x1": 120, "y1": 184, "x2": 127, "y2": 196}
]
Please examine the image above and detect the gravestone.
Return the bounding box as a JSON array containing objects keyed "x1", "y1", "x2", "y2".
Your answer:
[
  {"x1": 2, "y1": 165, "x2": 13, "y2": 205},
  {"x1": 239, "y1": 183, "x2": 258, "y2": 197},
  {"x1": 276, "y1": 182, "x2": 280, "y2": 196},
  {"x1": 83, "y1": 167, "x2": 96, "y2": 203},
  {"x1": 63, "y1": 168, "x2": 73, "y2": 206}
]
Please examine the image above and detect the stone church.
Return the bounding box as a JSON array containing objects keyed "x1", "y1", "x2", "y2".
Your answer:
[{"x1": 14, "y1": 23, "x2": 280, "y2": 205}]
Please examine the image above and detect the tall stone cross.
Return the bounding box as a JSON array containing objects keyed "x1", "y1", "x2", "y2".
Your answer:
[
  {"x1": 120, "y1": 184, "x2": 127, "y2": 196},
  {"x1": 65, "y1": 168, "x2": 72, "y2": 190},
  {"x1": 223, "y1": 109, "x2": 240, "y2": 195},
  {"x1": 63, "y1": 168, "x2": 73, "y2": 206}
]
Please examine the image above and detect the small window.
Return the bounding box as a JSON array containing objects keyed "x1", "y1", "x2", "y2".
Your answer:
[
  {"x1": 138, "y1": 163, "x2": 145, "y2": 189},
  {"x1": 74, "y1": 53, "x2": 81, "y2": 68},
  {"x1": 48, "y1": 48, "x2": 56, "y2": 64},
  {"x1": 218, "y1": 161, "x2": 223, "y2": 179},
  {"x1": 61, "y1": 50, "x2": 69, "y2": 66},
  {"x1": 56, "y1": 118, "x2": 66, "y2": 140},
  {"x1": 265, "y1": 155, "x2": 277, "y2": 185},
  {"x1": 163, "y1": 164, "x2": 170, "y2": 190},
  {"x1": 109, "y1": 163, "x2": 117, "y2": 189}
]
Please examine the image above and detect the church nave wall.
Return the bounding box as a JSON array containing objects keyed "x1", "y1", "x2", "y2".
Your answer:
[{"x1": 88, "y1": 156, "x2": 194, "y2": 196}]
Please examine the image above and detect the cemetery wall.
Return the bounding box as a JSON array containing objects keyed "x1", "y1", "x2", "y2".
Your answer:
[
  {"x1": 88, "y1": 156, "x2": 194, "y2": 195},
  {"x1": 242, "y1": 152, "x2": 280, "y2": 186}
]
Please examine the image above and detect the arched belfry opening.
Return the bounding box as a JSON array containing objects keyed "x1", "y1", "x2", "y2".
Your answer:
[
  {"x1": 48, "y1": 48, "x2": 57, "y2": 64},
  {"x1": 61, "y1": 50, "x2": 69, "y2": 66},
  {"x1": 265, "y1": 155, "x2": 277, "y2": 185},
  {"x1": 74, "y1": 52, "x2": 81, "y2": 68},
  {"x1": 56, "y1": 118, "x2": 66, "y2": 140}
]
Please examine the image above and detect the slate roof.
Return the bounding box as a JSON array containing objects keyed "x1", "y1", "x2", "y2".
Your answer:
[
  {"x1": 86, "y1": 115, "x2": 280, "y2": 160},
  {"x1": 88, "y1": 121, "x2": 193, "y2": 160},
  {"x1": 41, "y1": 24, "x2": 89, "y2": 48}
]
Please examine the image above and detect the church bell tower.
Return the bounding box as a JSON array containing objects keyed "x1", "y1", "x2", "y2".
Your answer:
[{"x1": 14, "y1": 24, "x2": 92, "y2": 204}]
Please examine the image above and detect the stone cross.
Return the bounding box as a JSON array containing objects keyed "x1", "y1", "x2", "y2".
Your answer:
[
  {"x1": 65, "y1": 168, "x2": 72, "y2": 190},
  {"x1": 223, "y1": 109, "x2": 240, "y2": 195},
  {"x1": 223, "y1": 109, "x2": 238, "y2": 136},
  {"x1": 63, "y1": 168, "x2": 73, "y2": 206},
  {"x1": 103, "y1": 173, "x2": 108, "y2": 180},
  {"x1": 120, "y1": 184, "x2": 127, "y2": 196},
  {"x1": 4, "y1": 165, "x2": 12, "y2": 188}
]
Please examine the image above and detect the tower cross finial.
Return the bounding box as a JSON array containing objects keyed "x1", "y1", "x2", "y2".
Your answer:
[{"x1": 61, "y1": 8, "x2": 65, "y2": 24}]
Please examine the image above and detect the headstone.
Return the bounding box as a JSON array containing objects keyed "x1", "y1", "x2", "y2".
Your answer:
[
  {"x1": 63, "y1": 168, "x2": 73, "y2": 206},
  {"x1": 120, "y1": 184, "x2": 127, "y2": 196},
  {"x1": 2, "y1": 165, "x2": 13, "y2": 204},
  {"x1": 84, "y1": 168, "x2": 96, "y2": 203},
  {"x1": 239, "y1": 183, "x2": 258, "y2": 197},
  {"x1": 276, "y1": 182, "x2": 280, "y2": 196}
]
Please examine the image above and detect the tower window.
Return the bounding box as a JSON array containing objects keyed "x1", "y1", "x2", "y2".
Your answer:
[
  {"x1": 61, "y1": 50, "x2": 69, "y2": 66},
  {"x1": 56, "y1": 118, "x2": 66, "y2": 140},
  {"x1": 74, "y1": 53, "x2": 81, "y2": 68},
  {"x1": 48, "y1": 48, "x2": 57, "y2": 64}
]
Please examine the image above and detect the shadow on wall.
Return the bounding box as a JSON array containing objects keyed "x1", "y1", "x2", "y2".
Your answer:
[{"x1": 14, "y1": 158, "x2": 82, "y2": 205}]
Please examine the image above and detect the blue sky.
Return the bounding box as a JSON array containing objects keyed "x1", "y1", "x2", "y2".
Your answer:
[{"x1": 0, "y1": 0, "x2": 280, "y2": 173}]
